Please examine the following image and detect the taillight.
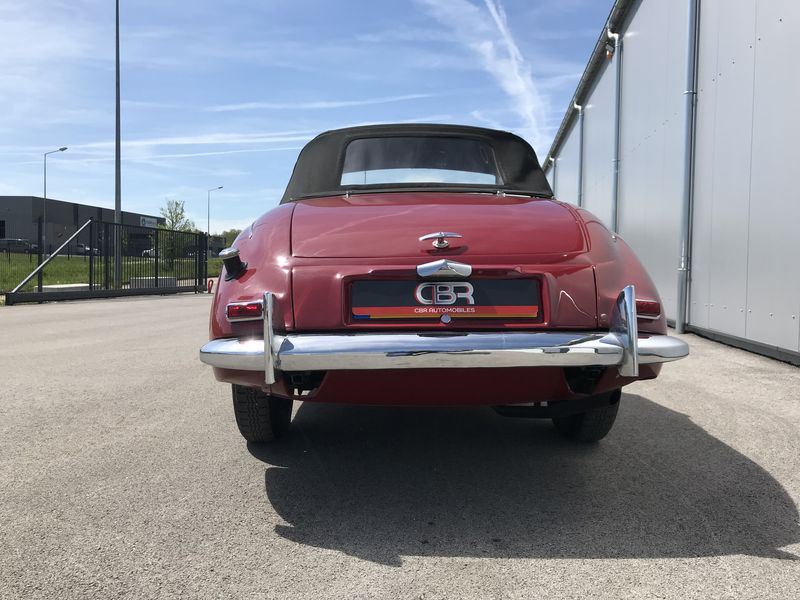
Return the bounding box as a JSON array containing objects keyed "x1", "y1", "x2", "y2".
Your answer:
[
  {"x1": 635, "y1": 299, "x2": 661, "y2": 320},
  {"x1": 226, "y1": 300, "x2": 263, "y2": 322}
]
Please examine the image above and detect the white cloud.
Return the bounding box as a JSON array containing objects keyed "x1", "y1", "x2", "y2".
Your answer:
[
  {"x1": 415, "y1": 0, "x2": 549, "y2": 145},
  {"x1": 469, "y1": 110, "x2": 507, "y2": 130},
  {"x1": 128, "y1": 147, "x2": 302, "y2": 161},
  {"x1": 5, "y1": 146, "x2": 302, "y2": 168},
  {"x1": 0, "y1": 130, "x2": 314, "y2": 159},
  {"x1": 69, "y1": 130, "x2": 316, "y2": 153},
  {"x1": 355, "y1": 27, "x2": 458, "y2": 44},
  {"x1": 121, "y1": 100, "x2": 188, "y2": 110},
  {"x1": 207, "y1": 93, "x2": 439, "y2": 112}
]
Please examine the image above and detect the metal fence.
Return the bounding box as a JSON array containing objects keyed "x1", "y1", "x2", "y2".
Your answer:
[
  {"x1": 2, "y1": 218, "x2": 207, "y2": 305},
  {"x1": 0, "y1": 229, "x2": 40, "y2": 294}
]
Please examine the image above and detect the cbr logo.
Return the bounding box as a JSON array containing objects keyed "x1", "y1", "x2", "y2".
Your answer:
[{"x1": 414, "y1": 282, "x2": 475, "y2": 305}]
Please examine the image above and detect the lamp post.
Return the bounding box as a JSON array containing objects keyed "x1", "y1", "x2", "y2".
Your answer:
[
  {"x1": 114, "y1": 0, "x2": 122, "y2": 287},
  {"x1": 207, "y1": 186, "x2": 223, "y2": 236},
  {"x1": 43, "y1": 146, "x2": 68, "y2": 255}
]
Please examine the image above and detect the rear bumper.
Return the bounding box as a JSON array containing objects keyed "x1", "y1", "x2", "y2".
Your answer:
[
  {"x1": 200, "y1": 330, "x2": 687, "y2": 371},
  {"x1": 199, "y1": 288, "x2": 689, "y2": 383}
]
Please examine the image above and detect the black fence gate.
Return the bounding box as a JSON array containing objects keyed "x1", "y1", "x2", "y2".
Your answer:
[{"x1": 3, "y1": 219, "x2": 208, "y2": 305}]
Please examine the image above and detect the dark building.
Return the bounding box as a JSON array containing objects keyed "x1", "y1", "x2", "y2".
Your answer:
[{"x1": 0, "y1": 196, "x2": 165, "y2": 255}]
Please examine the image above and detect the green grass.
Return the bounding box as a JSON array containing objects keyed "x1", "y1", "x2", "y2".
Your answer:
[
  {"x1": 208, "y1": 257, "x2": 223, "y2": 277},
  {"x1": 0, "y1": 254, "x2": 87, "y2": 292},
  {"x1": 1, "y1": 253, "x2": 221, "y2": 293}
]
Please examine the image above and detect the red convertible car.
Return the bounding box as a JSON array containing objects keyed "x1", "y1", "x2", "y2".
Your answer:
[{"x1": 200, "y1": 124, "x2": 688, "y2": 443}]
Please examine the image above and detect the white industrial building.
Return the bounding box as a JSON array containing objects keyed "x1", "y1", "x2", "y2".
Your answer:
[{"x1": 544, "y1": 0, "x2": 799, "y2": 364}]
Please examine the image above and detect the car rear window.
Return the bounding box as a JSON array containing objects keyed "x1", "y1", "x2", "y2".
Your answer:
[{"x1": 340, "y1": 136, "x2": 502, "y2": 186}]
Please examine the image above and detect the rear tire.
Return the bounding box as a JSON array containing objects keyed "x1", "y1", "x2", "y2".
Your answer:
[
  {"x1": 231, "y1": 384, "x2": 292, "y2": 443},
  {"x1": 552, "y1": 389, "x2": 621, "y2": 442}
]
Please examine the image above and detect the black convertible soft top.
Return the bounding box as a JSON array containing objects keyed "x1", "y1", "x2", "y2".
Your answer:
[{"x1": 280, "y1": 123, "x2": 553, "y2": 203}]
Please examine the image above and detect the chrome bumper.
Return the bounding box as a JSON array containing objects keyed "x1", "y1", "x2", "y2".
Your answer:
[{"x1": 199, "y1": 287, "x2": 689, "y2": 384}]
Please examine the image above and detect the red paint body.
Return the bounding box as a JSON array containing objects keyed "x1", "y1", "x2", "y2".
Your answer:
[{"x1": 209, "y1": 192, "x2": 667, "y2": 405}]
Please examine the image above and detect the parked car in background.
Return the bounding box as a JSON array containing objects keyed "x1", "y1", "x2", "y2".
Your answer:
[
  {"x1": 76, "y1": 243, "x2": 100, "y2": 256},
  {"x1": 0, "y1": 238, "x2": 36, "y2": 254},
  {"x1": 142, "y1": 248, "x2": 156, "y2": 258},
  {"x1": 200, "y1": 124, "x2": 689, "y2": 444}
]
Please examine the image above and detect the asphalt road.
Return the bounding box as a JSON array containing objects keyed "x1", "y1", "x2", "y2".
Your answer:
[{"x1": 1, "y1": 294, "x2": 798, "y2": 599}]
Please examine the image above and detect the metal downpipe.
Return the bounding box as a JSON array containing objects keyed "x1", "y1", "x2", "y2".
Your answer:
[
  {"x1": 574, "y1": 103, "x2": 585, "y2": 207},
  {"x1": 676, "y1": 0, "x2": 701, "y2": 334},
  {"x1": 608, "y1": 29, "x2": 622, "y2": 232}
]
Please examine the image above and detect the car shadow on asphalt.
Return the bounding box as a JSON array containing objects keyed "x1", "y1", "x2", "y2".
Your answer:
[{"x1": 247, "y1": 394, "x2": 799, "y2": 567}]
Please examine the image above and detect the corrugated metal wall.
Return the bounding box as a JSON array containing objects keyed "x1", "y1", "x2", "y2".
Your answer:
[
  {"x1": 691, "y1": 0, "x2": 800, "y2": 352},
  {"x1": 581, "y1": 62, "x2": 616, "y2": 227},
  {"x1": 615, "y1": 0, "x2": 687, "y2": 321},
  {"x1": 544, "y1": 0, "x2": 800, "y2": 357}
]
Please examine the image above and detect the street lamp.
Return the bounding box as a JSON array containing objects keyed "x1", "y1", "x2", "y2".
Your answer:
[
  {"x1": 43, "y1": 146, "x2": 68, "y2": 255},
  {"x1": 207, "y1": 186, "x2": 223, "y2": 236},
  {"x1": 114, "y1": 0, "x2": 122, "y2": 288}
]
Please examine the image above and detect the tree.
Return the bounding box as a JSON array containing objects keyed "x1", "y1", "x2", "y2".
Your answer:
[
  {"x1": 217, "y1": 228, "x2": 242, "y2": 245},
  {"x1": 158, "y1": 199, "x2": 196, "y2": 270},
  {"x1": 159, "y1": 199, "x2": 195, "y2": 232}
]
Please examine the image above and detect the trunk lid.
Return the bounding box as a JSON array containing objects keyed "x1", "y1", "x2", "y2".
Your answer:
[{"x1": 291, "y1": 192, "x2": 585, "y2": 258}]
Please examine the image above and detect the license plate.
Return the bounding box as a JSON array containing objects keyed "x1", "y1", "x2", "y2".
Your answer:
[{"x1": 351, "y1": 279, "x2": 541, "y2": 321}]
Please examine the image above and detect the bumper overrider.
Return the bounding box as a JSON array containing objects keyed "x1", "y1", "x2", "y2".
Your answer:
[{"x1": 199, "y1": 286, "x2": 689, "y2": 384}]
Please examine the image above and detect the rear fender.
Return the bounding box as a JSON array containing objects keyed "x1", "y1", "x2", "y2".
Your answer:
[
  {"x1": 577, "y1": 209, "x2": 667, "y2": 335},
  {"x1": 210, "y1": 203, "x2": 296, "y2": 339}
]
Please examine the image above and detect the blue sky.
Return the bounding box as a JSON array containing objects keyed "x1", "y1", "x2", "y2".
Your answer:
[{"x1": 0, "y1": 0, "x2": 611, "y2": 232}]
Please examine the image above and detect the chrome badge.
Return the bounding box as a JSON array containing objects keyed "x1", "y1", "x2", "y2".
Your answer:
[{"x1": 414, "y1": 282, "x2": 475, "y2": 305}]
